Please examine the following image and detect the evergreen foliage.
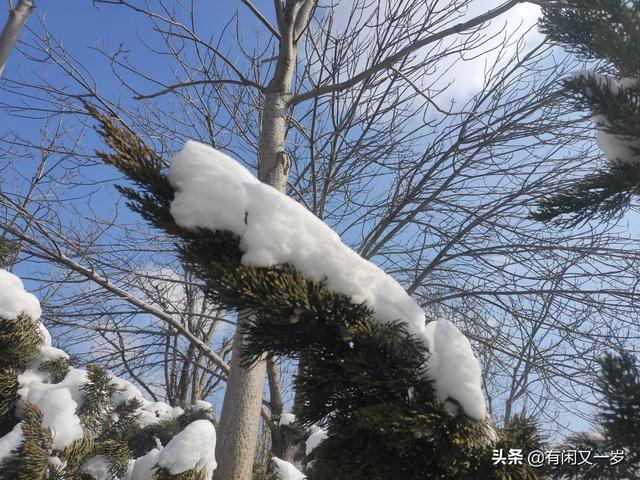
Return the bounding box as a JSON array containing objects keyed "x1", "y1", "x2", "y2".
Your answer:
[
  {"x1": 88, "y1": 106, "x2": 543, "y2": 479},
  {"x1": 597, "y1": 352, "x2": 640, "y2": 476},
  {"x1": 39, "y1": 356, "x2": 71, "y2": 384},
  {"x1": 490, "y1": 415, "x2": 547, "y2": 480},
  {"x1": 550, "y1": 432, "x2": 613, "y2": 480},
  {"x1": 548, "y1": 352, "x2": 640, "y2": 479},
  {"x1": 0, "y1": 266, "x2": 216, "y2": 479},
  {"x1": 532, "y1": 0, "x2": 640, "y2": 225},
  {"x1": 0, "y1": 403, "x2": 54, "y2": 480}
]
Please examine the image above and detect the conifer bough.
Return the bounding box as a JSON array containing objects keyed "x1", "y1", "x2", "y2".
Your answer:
[
  {"x1": 532, "y1": 0, "x2": 640, "y2": 225},
  {"x1": 85, "y1": 106, "x2": 544, "y2": 479}
]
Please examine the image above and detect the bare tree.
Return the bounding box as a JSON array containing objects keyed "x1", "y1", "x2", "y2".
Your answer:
[{"x1": 2, "y1": 0, "x2": 640, "y2": 476}]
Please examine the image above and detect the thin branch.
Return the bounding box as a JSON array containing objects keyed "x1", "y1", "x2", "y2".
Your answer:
[
  {"x1": 239, "y1": 0, "x2": 281, "y2": 39},
  {"x1": 273, "y1": 0, "x2": 284, "y2": 31},
  {"x1": 2, "y1": 222, "x2": 231, "y2": 375},
  {"x1": 289, "y1": 0, "x2": 524, "y2": 105},
  {"x1": 389, "y1": 67, "x2": 495, "y2": 132},
  {"x1": 134, "y1": 78, "x2": 264, "y2": 100}
]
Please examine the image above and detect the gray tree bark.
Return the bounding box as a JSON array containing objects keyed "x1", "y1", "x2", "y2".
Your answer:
[
  {"x1": 211, "y1": 2, "x2": 316, "y2": 479},
  {"x1": 0, "y1": 0, "x2": 35, "y2": 78}
]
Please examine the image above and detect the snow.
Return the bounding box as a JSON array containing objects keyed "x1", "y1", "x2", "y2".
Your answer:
[
  {"x1": 17, "y1": 371, "x2": 84, "y2": 449},
  {"x1": 168, "y1": 142, "x2": 429, "y2": 344},
  {"x1": 305, "y1": 426, "x2": 328, "y2": 456},
  {"x1": 0, "y1": 422, "x2": 23, "y2": 463},
  {"x1": 0, "y1": 269, "x2": 218, "y2": 477},
  {"x1": 272, "y1": 457, "x2": 306, "y2": 480},
  {"x1": 0, "y1": 269, "x2": 42, "y2": 321},
  {"x1": 596, "y1": 116, "x2": 640, "y2": 167},
  {"x1": 110, "y1": 375, "x2": 145, "y2": 406},
  {"x1": 279, "y1": 412, "x2": 296, "y2": 427},
  {"x1": 109, "y1": 375, "x2": 186, "y2": 427},
  {"x1": 194, "y1": 400, "x2": 213, "y2": 413},
  {"x1": 168, "y1": 142, "x2": 487, "y2": 420},
  {"x1": 156, "y1": 420, "x2": 217, "y2": 477},
  {"x1": 3, "y1": 271, "x2": 87, "y2": 450},
  {"x1": 574, "y1": 72, "x2": 640, "y2": 166},
  {"x1": 49, "y1": 456, "x2": 67, "y2": 471},
  {"x1": 130, "y1": 448, "x2": 161, "y2": 480},
  {"x1": 81, "y1": 455, "x2": 111, "y2": 480},
  {"x1": 424, "y1": 319, "x2": 485, "y2": 419},
  {"x1": 38, "y1": 323, "x2": 52, "y2": 347},
  {"x1": 137, "y1": 401, "x2": 184, "y2": 427}
]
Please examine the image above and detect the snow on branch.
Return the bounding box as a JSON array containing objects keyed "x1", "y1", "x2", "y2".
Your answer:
[{"x1": 168, "y1": 141, "x2": 486, "y2": 420}]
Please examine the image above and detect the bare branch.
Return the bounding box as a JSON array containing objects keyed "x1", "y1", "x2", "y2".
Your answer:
[
  {"x1": 134, "y1": 78, "x2": 264, "y2": 100},
  {"x1": 239, "y1": 0, "x2": 281, "y2": 39},
  {"x1": 1, "y1": 222, "x2": 231, "y2": 375},
  {"x1": 290, "y1": 0, "x2": 525, "y2": 105}
]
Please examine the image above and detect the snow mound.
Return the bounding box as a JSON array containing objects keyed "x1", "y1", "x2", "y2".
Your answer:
[
  {"x1": 0, "y1": 269, "x2": 42, "y2": 321},
  {"x1": 168, "y1": 142, "x2": 429, "y2": 345},
  {"x1": 425, "y1": 319, "x2": 486, "y2": 419},
  {"x1": 17, "y1": 367, "x2": 86, "y2": 449},
  {"x1": 0, "y1": 422, "x2": 23, "y2": 464},
  {"x1": 305, "y1": 426, "x2": 328, "y2": 456},
  {"x1": 272, "y1": 457, "x2": 306, "y2": 480},
  {"x1": 109, "y1": 375, "x2": 186, "y2": 427},
  {"x1": 81, "y1": 455, "x2": 111, "y2": 480},
  {"x1": 156, "y1": 419, "x2": 217, "y2": 477},
  {"x1": 279, "y1": 412, "x2": 296, "y2": 427},
  {"x1": 194, "y1": 399, "x2": 213, "y2": 413},
  {"x1": 130, "y1": 448, "x2": 161, "y2": 480},
  {"x1": 168, "y1": 142, "x2": 487, "y2": 420}
]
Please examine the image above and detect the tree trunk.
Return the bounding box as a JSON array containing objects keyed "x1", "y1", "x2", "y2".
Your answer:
[
  {"x1": 0, "y1": 0, "x2": 35, "y2": 78},
  {"x1": 213, "y1": 312, "x2": 268, "y2": 480},
  {"x1": 212, "y1": 3, "x2": 315, "y2": 479}
]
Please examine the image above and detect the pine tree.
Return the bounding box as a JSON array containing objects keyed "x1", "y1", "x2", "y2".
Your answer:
[
  {"x1": 532, "y1": 0, "x2": 640, "y2": 225},
  {"x1": 597, "y1": 352, "x2": 640, "y2": 476},
  {"x1": 0, "y1": 252, "x2": 217, "y2": 480},
  {"x1": 86, "y1": 106, "x2": 545, "y2": 479},
  {"x1": 550, "y1": 352, "x2": 640, "y2": 479}
]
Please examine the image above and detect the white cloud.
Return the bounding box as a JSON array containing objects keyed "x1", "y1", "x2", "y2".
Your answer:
[
  {"x1": 437, "y1": 1, "x2": 543, "y2": 100},
  {"x1": 320, "y1": 1, "x2": 543, "y2": 101}
]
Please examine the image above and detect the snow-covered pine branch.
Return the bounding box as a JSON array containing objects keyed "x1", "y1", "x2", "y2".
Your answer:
[
  {"x1": 0, "y1": 268, "x2": 217, "y2": 479},
  {"x1": 532, "y1": 0, "x2": 640, "y2": 225},
  {"x1": 89, "y1": 109, "x2": 544, "y2": 479}
]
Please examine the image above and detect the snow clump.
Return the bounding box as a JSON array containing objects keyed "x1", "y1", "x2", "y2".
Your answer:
[
  {"x1": 0, "y1": 269, "x2": 42, "y2": 322},
  {"x1": 168, "y1": 142, "x2": 487, "y2": 419},
  {"x1": 156, "y1": 419, "x2": 217, "y2": 477},
  {"x1": 272, "y1": 457, "x2": 306, "y2": 480}
]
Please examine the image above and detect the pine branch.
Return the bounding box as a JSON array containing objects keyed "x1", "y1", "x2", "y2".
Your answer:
[
  {"x1": 88, "y1": 106, "x2": 545, "y2": 479},
  {"x1": 565, "y1": 74, "x2": 640, "y2": 140},
  {"x1": 531, "y1": 164, "x2": 640, "y2": 226},
  {"x1": 540, "y1": 0, "x2": 640, "y2": 75},
  {"x1": 597, "y1": 352, "x2": 640, "y2": 473}
]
